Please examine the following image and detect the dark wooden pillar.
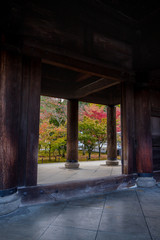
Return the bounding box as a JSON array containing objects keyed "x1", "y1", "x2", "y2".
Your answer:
[
  {"x1": 135, "y1": 84, "x2": 156, "y2": 187},
  {"x1": 0, "y1": 49, "x2": 22, "y2": 196},
  {"x1": 106, "y1": 105, "x2": 118, "y2": 166},
  {"x1": 65, "y1": 99, "x2": 79, "y2": 169},
  {"x1": 121, "y1": 82, "x2": 136, "y2": 174},
  {"x1": 135, "y1": 87, "x2": 153, "y2": 175},
  {"x1": 18, "y1": 56, "x2": 41, "y2": 186}
]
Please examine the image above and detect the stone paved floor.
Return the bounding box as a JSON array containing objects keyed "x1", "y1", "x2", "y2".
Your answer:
[
  {"x1": 38, "y1": 160, "x2": 122, "y2": 185},
  {"x1": 0, "y1": 186, "x2": 160, "y2": 240}
]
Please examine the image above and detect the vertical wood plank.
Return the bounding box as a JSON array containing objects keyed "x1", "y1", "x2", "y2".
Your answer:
[
  {"x1": 18, "y1": 56, "x2": 41, "y2": 186},
  {"x1": 121, "y1": 82, "x2": 136, "y2": 174},
  {"x1": 150, "y1": 89, "x2": 160, "y2": 171},
  {"x1": 0, "y1": 49, "x2": 22, "y2": 189},
  {"x1": 135, "y1": 87, "x2": 153, "y2": 174},
  {"x1": 18, "y1": 57, "x2": 30, "y2": 186}
]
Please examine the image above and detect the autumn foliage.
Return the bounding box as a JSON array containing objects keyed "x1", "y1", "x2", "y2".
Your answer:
[{"x1": 39, "y1": 97, "x2": 121, "y2": 162}]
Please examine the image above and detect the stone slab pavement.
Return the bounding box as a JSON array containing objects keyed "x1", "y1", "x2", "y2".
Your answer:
[
  {"x1": 37, "y1": 160, "x2": 122, "y2": 185},
  {"x1": 0, "y1": 186, "x2": 160, "y2": 240}
]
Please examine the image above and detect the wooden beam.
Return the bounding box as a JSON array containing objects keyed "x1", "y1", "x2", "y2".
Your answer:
[
  {"x1": 42, "y1": 63, "x2": 78, "y2": 83},
  {"x1": 42, "y1": 54, "x2": 131, "y2": 81},
  {"x1": 76, "y1": 73, "x2": 92, "y2": 82},
  {"x1": 41, "y1": 78, "x2": 73, "y2": 99},
  {"x1": 23, "y1": 44, "x2": 132, "y2": 82},
  {"x1": 80, "y1": 94, "x2": 120, "y2": 106},
  {"x1": 41, "y1": 79, "x2": 121, "y2": 105},
  {"x1": 74, "y1": 78, "x2": 119, "y2": 98},
  {"x1": 2, "y1": 1, "x2": 135, "y2": 75},
  {"x1": 134, "y1": 10, "x2": 160, "y2": 71},
  {"x1": 1, "y1": 1, "x2": 136, "y2": 42},
  {"x1": 80, "y1": 84, "x2": 121, "y2": 105}
]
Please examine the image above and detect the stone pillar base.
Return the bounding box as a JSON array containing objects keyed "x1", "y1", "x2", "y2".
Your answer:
[
  {"x1": 136, "y1": 177, "x2": 156, "y2": 187},
  {"x1": 65, "y1": 162, "x2": 79, "y2": 169},
  {"x1": 106, "y1": 160, "x2": 119, "y2": 166},
  {"x1": 0, "y1": 193, "x2": 21, "y2": 216}
]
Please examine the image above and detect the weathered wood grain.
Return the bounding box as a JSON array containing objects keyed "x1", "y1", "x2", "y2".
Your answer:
[
  {"x1": 150, "y1": 89, "x2": 160, "y2": 171},
  {"x1": 18, "y1": 56, "x2": 41, "y2": 186},
  {"x1": 80, "y1": 84, "x2": 121, "y2": 106},
  {"x1": 121, "y1": 82, "x2": 136, "y2": 174},
  {"x1": 75, "y1": 78, "x2": 119, "y2": 99},
  {"x1": 135, "y1": 86, "x2": 153, "y2": 174},
  {"x1": 0, "y1": 49, "x2": 22, "y2": 189},
  {"x1": 67, "y1": 100, "x2": 78, "y2": 162}
]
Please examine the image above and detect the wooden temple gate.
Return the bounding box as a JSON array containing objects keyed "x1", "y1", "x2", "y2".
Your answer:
[{"x1": 0, "y1": 1, "x2": 160, "y2": 210}]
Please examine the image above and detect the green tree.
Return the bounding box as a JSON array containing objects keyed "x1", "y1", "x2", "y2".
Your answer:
[
  {"x1": 39, "y1": 119, "x2": 55, "y2": 161},
  {"x1": 79, "y1": 103, "x2": 107, "y2": 160},
  {"x1": 79, "y1": 116, "x2": 97, "y2": 160},
  {"x1": 51, "y1": 126, "x2": 67, "y2": 159},
  {"x1": 39, "y1": 96, "x2": 67, "y2": 161},
  {"x1": 94, "y1": 119, "x2": 107, "y2": 160}
]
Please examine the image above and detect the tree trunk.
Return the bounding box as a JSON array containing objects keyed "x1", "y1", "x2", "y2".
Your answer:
[
  {"x1": 82, "y1": 145, "x2": 85, "y2": 155},
  {"x1": 58, "y1": 147, "x2": 61, "y2": 156},
  {"x1": 88, "y1": 151, "x2": 91, "y2": 160},
  {"x1": 49, "y1": 145, "x2": 51, "y2": 161},
  {"x1": 99, "y1": 147, "x2": 101, "y2": 160}
]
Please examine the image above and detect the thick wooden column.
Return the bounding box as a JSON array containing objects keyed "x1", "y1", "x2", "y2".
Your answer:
[
  {"x1": 135, "y1": 85, "x2": 156, "y2": 187},
  {"x1": 121, "y1": 82, "x2": 136, "y2": 174},
  {"x1": 106, "y1": 105, "x2": 118, "y2": 166},
  {"x1": 135, "y1": 87, "x2": 153, "y2": 175},
  {"x1": 65, "y1": 99, "x2": 79, "y2": 169},
  {"x1": 0, "y1": 49, "x2": 22, "y2": 195},
  {"x1": 18, "y1": 56, "x2": 41, "y2": 186}
]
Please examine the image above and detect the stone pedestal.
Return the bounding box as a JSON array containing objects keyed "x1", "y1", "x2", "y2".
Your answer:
[
  {"x1": 0, "y1": 193, "x2": 21, "y2": 216},
  {"x1": 136, "y1": 177, "x2": 156, "y2": 188},
  {"x1": 65, "y1": 161, "x2": 80, "y2": 169},
  {"x1": 106, "y1": 160, "x2": 119, "y2": 166}
]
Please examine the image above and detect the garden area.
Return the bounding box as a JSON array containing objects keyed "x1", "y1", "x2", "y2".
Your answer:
[{"x1": 38, "y1": 96, "x2": 121, "y2": 164}]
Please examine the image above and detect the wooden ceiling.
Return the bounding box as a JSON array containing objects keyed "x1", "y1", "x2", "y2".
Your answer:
[
  {"x1": 41, "y1": 63, "x2": 121, "y2": 104},
  {"x1": 1, "y1": 1, "x2": 160, "y2": 104},
  {"x1": 97, "y1": 0, "x2": 160, "y2": 21}
]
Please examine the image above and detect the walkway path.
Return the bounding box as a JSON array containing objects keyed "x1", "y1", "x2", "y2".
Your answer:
[
  {"x1": 0, "y1": 186, "x2": 160, "y2": 239},
  {"x1": 38, "y1": 160, "x2": 122, "y2": 185}
]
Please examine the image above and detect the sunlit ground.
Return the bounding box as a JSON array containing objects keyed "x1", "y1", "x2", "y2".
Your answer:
[{"x1": 37, "y1": 160, "x2": 122, "y2": 185}]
